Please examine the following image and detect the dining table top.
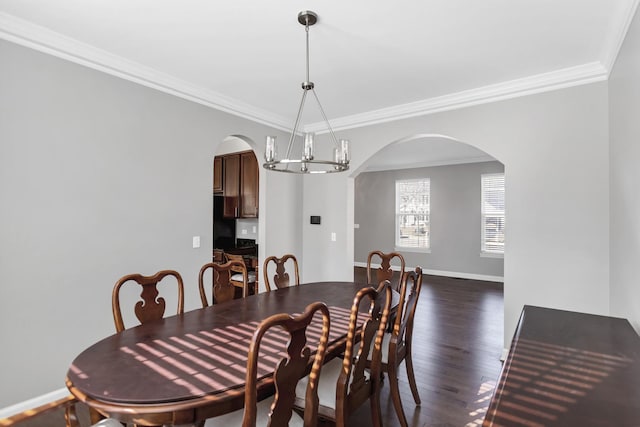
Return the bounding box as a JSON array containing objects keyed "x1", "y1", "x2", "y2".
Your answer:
[{"x1": 66, "y1": 281, "x2": 393, "y2": 426}]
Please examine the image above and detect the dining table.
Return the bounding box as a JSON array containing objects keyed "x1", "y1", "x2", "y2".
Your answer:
[{"x1": 66, "y1": 281, "x2": 396, "y2": 426}]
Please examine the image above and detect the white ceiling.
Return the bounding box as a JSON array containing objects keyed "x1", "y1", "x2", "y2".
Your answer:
[{"x1": 0, "y1": 0, "x2": 637, "y2": 169}]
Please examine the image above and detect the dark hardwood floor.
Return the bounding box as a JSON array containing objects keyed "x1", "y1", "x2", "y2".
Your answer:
[
  {"x1": 349, "y1": 268, "x2": 504, "y2": 427},
  {"x1": 8, "y1": 268, "x2": 503, "y2": 427}
]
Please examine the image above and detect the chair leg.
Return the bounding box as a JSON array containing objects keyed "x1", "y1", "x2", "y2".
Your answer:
[
  {"x1": 405, "y1": 352, "x2": 421, "y2": 405},
  {"x1": 64, "y1": 404, "x2": 79, "y2": 427},
  {"x1": 388, "y1": 365, "x2": 409, "y2": 427},
  {"x1": 370, "y1": 381, "x2": 384, "y2": 427}
]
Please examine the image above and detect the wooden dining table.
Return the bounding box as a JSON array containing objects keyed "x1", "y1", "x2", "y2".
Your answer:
[{"x1": 66, "y1": 281, "x2": 394, "y2": 426}]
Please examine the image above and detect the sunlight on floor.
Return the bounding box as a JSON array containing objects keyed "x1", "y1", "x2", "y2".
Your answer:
[{"x1": 465, "y1": 380, "x2": 496, "y2": 427}]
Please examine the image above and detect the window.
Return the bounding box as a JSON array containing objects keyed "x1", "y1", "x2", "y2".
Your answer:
[
  {"x1": 395, "y1": 178, "x2": 430, "y2": 250},
  {"x1": 481, "y1": 173, "x2": 505, "y2": 254}
]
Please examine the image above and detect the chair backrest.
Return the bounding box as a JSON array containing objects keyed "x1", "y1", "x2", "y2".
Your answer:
[
  {"x1": 263, "y1": 254, "x2": 300, "y2": 291},
  {"x1": 390, "y1": 267, "x2": 423, "y2": 363},
  {"x1": 337, "y1": 281, "x2": 392, "y2": 423},
  {"x1": 366, "y1": 250, "x2": 406, "y2": 291},
  {"x1": 226, "y1": 253, "x2": 256, "y2": 296},
  {"x1": 225, "y1": 253, "x2": 248, "y2": 271},
  {"x1": 112, "y1": 270, "x2": 184, "y2": 333},
  {"x1": 198, "y1": 261, "x2": 247, "y2": 307},
  {"x1": 243, "y1": 301, "x2": 331, "y2": 427}
]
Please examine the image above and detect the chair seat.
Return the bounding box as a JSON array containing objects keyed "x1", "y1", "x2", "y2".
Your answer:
[
  {"x1": 231, "y1": 271, "x2": 256, "y2": 282},
  {"x1": 204, "y1": 395, "x2": 304, "y2": 426},
  {"x1": 295, "y1": 356, "x2": 369, "y2": 413},
  {"x1": 91, "y1": 419, "x2": 123, "y2": 427}
]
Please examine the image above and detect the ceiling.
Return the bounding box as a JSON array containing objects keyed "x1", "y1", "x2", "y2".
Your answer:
[{"x1": 0, "y1": 1, "x2": 636, "y2": 170}]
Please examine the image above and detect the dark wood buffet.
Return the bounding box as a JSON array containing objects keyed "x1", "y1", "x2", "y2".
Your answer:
[{"x1": 484, "y1": 305, "x2": 640, "y2": 426}]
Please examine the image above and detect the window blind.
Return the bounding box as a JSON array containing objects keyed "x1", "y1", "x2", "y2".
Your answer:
[{"x1": 481, "y1": 173, "x2": 505, "y2": 253}]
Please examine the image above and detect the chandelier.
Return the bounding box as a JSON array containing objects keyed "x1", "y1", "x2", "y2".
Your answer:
[{"x1": 263, "y1": 11, "x2": 350, "y2": 174}]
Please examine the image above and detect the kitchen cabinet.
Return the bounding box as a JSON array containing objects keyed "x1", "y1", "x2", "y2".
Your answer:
[
  {"x1": 240, "y1": 151, "x2": 259, "y2": 218},
  {"x1": 213, "y1": 156, "x2": 223, "y2": 194},
  {"x1": 220, "y1": 150, "x2": 259, "y2": 218},
  {"x1": 223, "y1": 154, "x2": 241, "y2": 218}
]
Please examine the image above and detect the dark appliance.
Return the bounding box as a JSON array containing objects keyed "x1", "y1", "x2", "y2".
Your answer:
[
  {"x1": 213, "y1": 195, "x2": 235, "y2": 250},
  {"x1": 228, "y1": 238, "x2": 257, "y2": 257}
]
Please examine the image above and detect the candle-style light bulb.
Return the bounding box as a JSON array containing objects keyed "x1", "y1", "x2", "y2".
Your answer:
[
  {"x1": 265, "y1": 136, "x2": 277, "y2": 163},
  {"x1": 340, "y1": 139, "x2": 350, "y2": 164},
  {"x1": 303, "y1": 133, "x2": 315, "y2": 161}
]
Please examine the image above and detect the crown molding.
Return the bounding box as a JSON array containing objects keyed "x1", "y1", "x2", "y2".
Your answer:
[
  {"x1": 0, "y1": 12, "x2": 291, "y2": 132},
  {"x1": 0, "y1": 11, "x2": 620, "y2": 135},
  {"x1": 304, "y1": 61, "x2": 608, "y2": 133},
  {"x1": 602, "y1": 0, "x2": 640, "y2": 74}
]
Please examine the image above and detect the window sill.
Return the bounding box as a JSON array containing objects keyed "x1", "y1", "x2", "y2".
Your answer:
[
  {"x1": 480, "y1": 251, "x2": 504, "y2": 259},
  {"x1": 395, "y1": 246, "x2": 431, "y2": 254}
]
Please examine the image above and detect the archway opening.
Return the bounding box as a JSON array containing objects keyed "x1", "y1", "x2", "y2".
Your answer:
[
  {"x1": 212, "y1": 135, "x2": 264, "y2": 269},
  {"x1": 352, "y1": 133, "x2": 504, "y2": 282}
]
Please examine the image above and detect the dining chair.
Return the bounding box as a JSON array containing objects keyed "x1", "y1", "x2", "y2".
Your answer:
[
  {"x1": 225, "y1": 253, "x2": 258, "y2": 296},
  {"x1": 205, "y1": 301, "x2": 331, "y2": 427},
  {"x1": 111, "y1": 270, "x2": 184, "y2": 333},
  {"x1": 369, "y1": 266, "x2": 424, "y2": 427},
  {"x1": 294, "y1": 281, "x2": 392, "y2": 427},
  {"x1": 263, "y1": 253, "x2": 300, "y2": 291},
  {"x1": 367, "y1": 250, "x2": 406, "y2": 291},
  {"x1": 199, "y1": 260, "x2": 248, "y2": 307}
]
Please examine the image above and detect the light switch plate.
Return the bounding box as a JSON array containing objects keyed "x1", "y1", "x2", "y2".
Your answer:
[
  {"x1": 331, "y1": 232, "x2": 337, "y2": 242},
  {"x1": 192, "y1": 236, "x2": 201, "y2": 248}
]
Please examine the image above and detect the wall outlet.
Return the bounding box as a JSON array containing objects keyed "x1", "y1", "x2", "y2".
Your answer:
[
  {"x1": 241, "y1": 229, "x2": 248, "y2": 235},
  {"x1": 354, "y1": 223, "x2": 360, "y2": 229},
  {"x1": 192, "y1": 236, "x2": 201, "y2": 248}
]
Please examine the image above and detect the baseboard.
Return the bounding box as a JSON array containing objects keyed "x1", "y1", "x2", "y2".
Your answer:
[
  {"x1": 0, "y1": 387, "x2": 69, "y2": 419},
  {"x1": 354, "y1": 261, "x2": 504, "y2": 283}
]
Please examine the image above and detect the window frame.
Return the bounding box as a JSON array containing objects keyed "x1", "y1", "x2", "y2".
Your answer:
[
  {"x1": 394, "y1": 178, "x2": 431, "y2": 253},
  {"x1": 481, "y1": 173, "x2": 505, "y2": 257}
]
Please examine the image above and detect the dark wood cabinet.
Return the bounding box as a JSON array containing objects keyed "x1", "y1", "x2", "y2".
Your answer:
[
  {"x1": 219, "y1": 150, "x2": 259, "y2": 218},
  {"x1": 213, "y1": 156, "x2": 223, "y2": 194},
  {"x1": 223, "y1": 154, "x2": 240, "y2": 218},
  {"x1": 240, "y1": 151, "x2": 259, "y2": 218}
]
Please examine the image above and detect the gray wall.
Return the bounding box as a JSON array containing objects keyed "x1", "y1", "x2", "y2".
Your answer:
[
  {"x1": 355, "y1": 161, "x2": 504, "y2": 279},
  {"x1": 302, "y1": 82, "x2": 610, "y2": 351},
  {"x1": 609, "y1": 6, "x2": 640, "y2": 331},
  {"x1": 6, "y1": 6, "x2": 640, "y2": 409},
  {"x1": 0, "y1": 40, "x2": 303, "y2": 407}
]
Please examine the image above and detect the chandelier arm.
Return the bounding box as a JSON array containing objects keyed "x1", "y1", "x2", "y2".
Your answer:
[
  {"x1": 310, "y1": 89, "x2": 340, "y2": 147},
  {"x1": 285, "y1": 89, "x2": 309, "y2": 161}
]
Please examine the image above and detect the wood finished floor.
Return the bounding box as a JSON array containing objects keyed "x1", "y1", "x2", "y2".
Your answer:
[{"x1": 10, "y1": 268, "x2": 504, "y2": 427}]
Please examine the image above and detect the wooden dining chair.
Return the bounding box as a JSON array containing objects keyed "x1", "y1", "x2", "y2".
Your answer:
[
  {"x1": 263, "y1": 253, "x2": 300, "y2": 291},
  {"x1": 204, "y1": 301, "x2": 331, "y2": 427},
  {"x1": 225, "y1": 253, "x2": 258, "y2": 296},
  {"x1": 369, "y1": 266, "x2": 424, "y2": 427},
  {"x1": 294, "y1": 281, "x2": 392, "y2": 427},
  {"x1": 199, "y1": 260, "x2": 247, "y2": 307},
  {"x1": 65, "y1": 403, "x2": 122, "y2": 427},
  {"x1": 111, "y1": 270, "x2": 184, "y2": 333},
  {"x1": 367, "y1": 250, "x2": 406, "y2": 291}
]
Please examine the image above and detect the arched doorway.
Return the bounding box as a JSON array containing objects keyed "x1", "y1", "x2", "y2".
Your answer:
[
  {"x1": 351, "y1": 134, "x2": 505, "y2": 282},
  {"x1": 212, "y1": 135, "x2": 265, "y2": 269}
]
